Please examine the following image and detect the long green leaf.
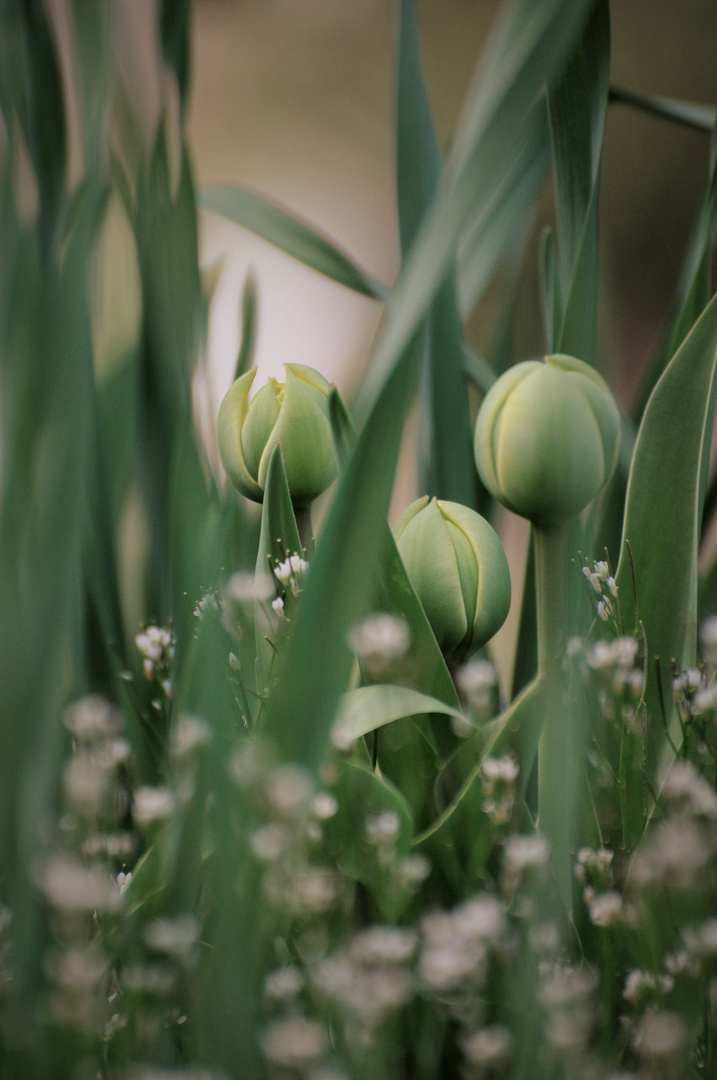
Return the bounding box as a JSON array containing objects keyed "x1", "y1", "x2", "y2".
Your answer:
[
  {"x1": 355, "y1": 0, "x2": 594, "y2": 423},
  {"x1": 200, "y1": 185, "x2": 390, "y2": 302},
  {"x1": 610, "y1": 85, "x2": 717, "y2": 134},
  {"x1": 615, "y1": 292, "x2": 717, "y2": 774},
  {"x1": 547, "y1": 0, "x2": 609, "y2": 363}
]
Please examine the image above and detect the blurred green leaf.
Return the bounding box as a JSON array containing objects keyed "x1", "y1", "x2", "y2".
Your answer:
[
  {"x1": 160, "y1": 0, "x2": 192, "y2": 113},
  {"x1": 610, "y1": 85, "x2": 717, "y2": 134},
  {"x1": 355, "y1": 0, "x2": 594, "y2": 423},
  {"x1": 234, "y1": 270, "x2": 258, "y2": 381},
  {"x1": 335, "y1": 685, "x2": 465, "y2": 745},
  {"x1": 547, "y1": 0, "x2": 609, "y2": 363},
  {"x1": 616, "y1": 292, "x2": 717, "y2": 775},
  {"x1": 633, "y1": 121, "x2": 717, "y2": 420},
  {"x1": 201, "y1": 185, "x2": 390, "y2": 302},
  {"x1": 328, "y1": 386, "x2": 357, "y2": 474},
  {"x1": 457, "y1": 100, "x2": 550, "y2": 319},
  {"x1": 417, "y1": 678, "x2": 548, "y2": 890},
  {"x1": 540, "y1": 227, "x2": 561, "y2": 353},
  {"x1": 322, "y1": 759, "x2": 413, "y2": 906}
]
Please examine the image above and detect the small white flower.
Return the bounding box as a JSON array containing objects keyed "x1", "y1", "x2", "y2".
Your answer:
[
  {"x1": 312, "y1": 792, "x2": 338, "y2": 820},
  {"x1": 347, "y1": 614, "x2": 410, "y2": 675},
  {"x1": 133, "y1": 786, "x2": 175, "y2": 827},
  {"x1": 225, "y1": 571, "x2": 275, "y2": 603},
  {"x1": 349, "y1": 926, "x2": 417, "y2": 966},
  {"x1": 272, "y1": 596, "x2": 285, "y2": 616},
  {"x1": 260, "y1": 1016, "x2": 327, "y2": 1068},
  {"x1": 117, "y1": 871, "x2": 132, "y2": 895},
  {"x1": 143, "y1": 915, "x2": 200, "y2": 966},
  {"x1": 366, "y1": 810, "x2": 400, "y2": 846},
  {"x1": 588, "y1": 891, "x2": 622, "y2": 927}
]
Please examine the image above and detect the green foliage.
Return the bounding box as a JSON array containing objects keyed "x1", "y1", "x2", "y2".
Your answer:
[{"x1": 4, "y1": 0, "x2": 717, "y2": 1078}]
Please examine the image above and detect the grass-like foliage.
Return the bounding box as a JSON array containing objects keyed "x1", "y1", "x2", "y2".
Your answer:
[{"x1": 3, "y1": 1, "x2": 717, "y2": 1077}]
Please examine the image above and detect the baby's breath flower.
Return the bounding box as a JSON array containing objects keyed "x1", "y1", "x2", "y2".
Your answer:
[
  {"x1": 461, "y1": 1025, "x2": 512, "y2": 1068},
  {"x1": 117, "y1": 871, "x2": 132, "y2": 895},
  {"x1": 133, "y1": 786, "x2": 175, "y2": 827},
  {"x1": 264, "y1": 965, "x2": 304, "y2": 1003},
  {"x1": 366, "y1": 810, "x2": 401, "y2": 847},
  {"x1": 36, "y1": 856, "x2": 123, "y2": 914},
  {"x1": 662, "y1": 760, "x2": 717, "y2": 820},
  {"x1": 632, "y1": 1010, "x2": 687, "y2": 1069},
  {"x1": 265, "y1": 764, "x2": 313, "y2": 821},
  {"x1": 503, "y1": 834, "x2": 549, "y2": 894},
  {"x1": 170, "y1": 714, "x2": 211, "y2": 758},
  {"x1": 348, "y1": 926, "x2": 417, "y2": 966},
  {"x1": 311, "y1": 792, "x2": 338, "y2": 820},
  {"x1": 700, "y1": 614, "x2": 717, "y2": 666},
  {"x1": 250, "y1": 823, "x2": 292, "y2": 862},
  {"x1": 260, "y1": 1015, "x2": 327, "y2": 1068},
  {"x1": 225, "y1": 571, "x2": 275, "y2": 604},
  {"x1": 347, "y1": 614, "x2": 410, "y2": 678},
  {"x1": 64, "y1": 696, "x2": 122, "y2": 743},
  {"x1": 456, "y1": 658, "x2": 498, "y2": 716},
  {"x1": 272, "y1": 596, "x2": 284, "y2": 616},
  {"x1": 143, "y1": 916, "x2": 200, "y2": 967},
  {"x1": 587, "y1": 891, "x2": 622, "y2": 928}
]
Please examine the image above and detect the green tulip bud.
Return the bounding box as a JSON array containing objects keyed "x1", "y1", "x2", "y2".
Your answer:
[
  {"x1": 473, "y1": 354, "x2": 620, "y2": 526},
  {"x1": 217, "y1": 363, "x2": 338, "y2": 506},
  {"x1": 395, "y1": 497, "x2": 511, "y2": 663}
]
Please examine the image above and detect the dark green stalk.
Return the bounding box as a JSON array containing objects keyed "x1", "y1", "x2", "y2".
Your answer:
[{"x1": 534, "y1": 520, "x2": 575, "y2": 910}]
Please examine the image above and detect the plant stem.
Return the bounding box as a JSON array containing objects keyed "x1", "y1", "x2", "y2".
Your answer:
[{"x1": 534, "y1": 520, "x2": 576, "y2": 911}]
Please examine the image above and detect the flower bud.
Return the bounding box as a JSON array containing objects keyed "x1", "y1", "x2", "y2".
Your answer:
[
  {"x1": 217, "y1": 363, "x2": 338, "y2": 506},
  {"x1": 395, "y1": 497, "x2": 511, "y2": 663},
  {"x1": 473, "y1": 354, "x2": 620, "y2": 525}
]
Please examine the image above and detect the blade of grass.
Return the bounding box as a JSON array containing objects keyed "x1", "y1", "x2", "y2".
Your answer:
[{"x1": 201, "y1": 185, "x2": 390, "y2": 303}]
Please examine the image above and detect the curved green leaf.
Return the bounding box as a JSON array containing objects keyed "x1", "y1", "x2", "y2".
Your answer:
[
  {"x1": 200, "y1": 185, "x2": 390, "y2": 303},
  {"x1": 418, "y1": 674, "x2": 547, "y2": 847},
  {"x1": 333, "y1": 684, "x2": 465, "y2": 747},
  {"x1": 615, "y1": 292, "x2": 717, "y2": 774}
]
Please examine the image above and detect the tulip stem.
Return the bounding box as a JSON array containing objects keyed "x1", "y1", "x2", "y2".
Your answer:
[
  {"x1": 534, "y1": 520, "x2": 575, "y2": 912},
  {"x1": 534, "y1": 523, "x2": 569, "y2": 679}
]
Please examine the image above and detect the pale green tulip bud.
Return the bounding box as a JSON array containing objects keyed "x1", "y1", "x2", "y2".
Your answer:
[
  {"x1": 217, "y1": 363, "x2": 338, "y2": 506},
  {"x1": 473, "y1": 354, "x2": 620, "y2": 526},
  {"x1": 395, "y1": 497, "x2": 511, "y2": 663}
]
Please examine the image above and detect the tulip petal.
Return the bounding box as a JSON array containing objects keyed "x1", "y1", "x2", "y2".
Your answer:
[{"x1": 217, "y1": 368, "x2": 264, "y2": 501}]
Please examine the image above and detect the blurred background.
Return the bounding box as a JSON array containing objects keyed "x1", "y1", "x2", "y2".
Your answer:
[
  {"x1": 87, "y1": 0, "x2": 717, "y2": 669},
  {"x1": 185, "y1": 0, "x2": 717, "y2": 410}
]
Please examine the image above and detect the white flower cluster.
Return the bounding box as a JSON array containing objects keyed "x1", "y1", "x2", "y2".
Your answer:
[
  {"x1": 700, "y1": 614, "x2": 717, "y2": 669},
  {"x1": 539, "y1": 963, "x2": 597, "y2": 1053},
  {"x1": 480, "y1": 756, "x2": 519, "y2": 826},
  {"x1": 574, "y1": 846, "x2": 622, "y2": 927},
  {"x1": 420, "y1": 895, "x2": 505, "y2": 994},
  {"x1": 311, "y1": 926, "x2": 416, "y2": 1047},
  {"x1": 135, "y1": 624, "x2": 175, "y2": 700},
  {"x1": 582, "y1": 559, "x2": 618, "y2": 623},
  {"x1": 456, "y1": 659, "x2": 498, "y2": 733},
  {"x1": 274, "y1": 554, "x2": 310, "y2": 597}
]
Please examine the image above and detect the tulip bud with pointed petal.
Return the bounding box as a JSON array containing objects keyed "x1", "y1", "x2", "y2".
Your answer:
[
  {"x1": 395, "y1": 497, "x2": 511, "y2": 664},
  {"x1": 473, "y1": 354, "x2": 620, "y2": 526},
  {"x1": 218, "y1": 363, "x2": 338, "y2": 506}
]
